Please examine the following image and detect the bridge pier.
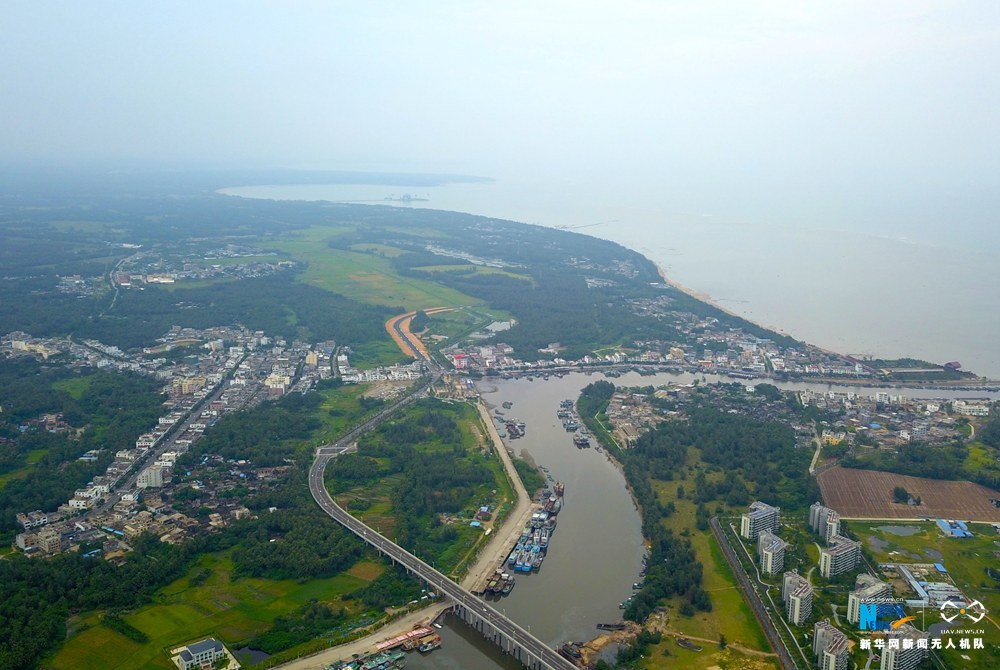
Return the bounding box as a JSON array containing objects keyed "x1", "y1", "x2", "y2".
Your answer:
[{"x1": 453, "y1": 602, "x2": 551, "y2": 670}]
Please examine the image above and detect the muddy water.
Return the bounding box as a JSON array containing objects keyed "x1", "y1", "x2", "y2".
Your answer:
[{"x1": 409, "y1": 373, "x2": 647, "y2": 668}]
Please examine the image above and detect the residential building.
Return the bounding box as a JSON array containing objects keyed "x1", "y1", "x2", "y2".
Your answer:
[
  {"x1": 174, "y1": 638, "x2": 225, "y2": 670},
  {"x1": 37, "y1": 527, "x2": 62, "y2": 554},
  {"x1": 819, "y1": 535, "x2": 861, "y2": 579},
  {"x1": 782, "y1": 571, "x2": 813, "y2": 625},
  {"x1": 813, "y1": 619, "x2": 850, "y2": 670},
  {"x1": 741, "y1": 500, "x2": 780, "y2": 540},
  {"x1": 847, "y1": 574, "x2": 892, "y2": 624},
  {"x1": 137, "y1": 465, "x2": 166, "y2": 489},
  {"x1": 757, "y1": 530, "x2": 788, "y2": 575},
  {"x1": 879, "y1": 624, "x2": 929, "y2": 670},
  {"x1": 809, "y1": 502, "x2": 840, "y2": 542}
]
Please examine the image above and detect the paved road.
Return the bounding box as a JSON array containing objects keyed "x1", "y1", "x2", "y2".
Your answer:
[
  {"x1": 462, "y1": 400, "x2": 535, "y2": 593},
  {"x1": 309, "y1": 435, "x2": 575, "y2": 670}
]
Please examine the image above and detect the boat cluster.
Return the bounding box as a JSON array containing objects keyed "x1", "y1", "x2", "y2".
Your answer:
[
  {"x1": 558, "y1": 399, "x2": 591, "y2": 448},
  {"x1": 504, "y1": 484, "x2": 564, "y2": 576}
]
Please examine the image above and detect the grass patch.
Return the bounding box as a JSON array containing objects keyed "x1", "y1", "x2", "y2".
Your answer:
[
  {"x1": 350, "y1": 339, "x2": 413, "y2": 369},
  {"x1": 313, "y1": 382, "x2": 414, "y2": 444},
  {"x1": 49, "y1": 552, "x2": 380, "y2": 670},
  {"x1": 271, "y1": 226, "x2": 481, "y2": 310},
  {"x1": 52, "y1": 376, "x2": 93, "y2": 399},
  {"x1": 0, "y1": 448, "x2": 49, "y2": 489},
  {"x1": 647, "y1": 450, "x2": 771, "y2": 654},
  {"x1": 413, "y1": 264, "x2": 534, "y2": 283},
  {"x1": 348, "y1": 243, "x2": 407, "y2": 258}
]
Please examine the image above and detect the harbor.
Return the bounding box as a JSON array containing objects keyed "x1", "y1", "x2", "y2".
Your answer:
[{"x1": 325, "y1": 626, "x2": 443, "y2": 670}]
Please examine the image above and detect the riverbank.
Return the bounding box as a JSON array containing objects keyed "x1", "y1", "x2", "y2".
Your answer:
[{"x1": 272, "y1": 398, "x2": 534, "y2": 670}]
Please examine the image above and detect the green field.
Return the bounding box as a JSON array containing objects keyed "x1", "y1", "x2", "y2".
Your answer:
[
  {"x1": 51, "y1": 220, "x2": 120, "y2": 234},
  {"x1": 316, "y1": 382, "x2": 393, "y2": 438},
  {"x1": 271, "y1": 226, "x2": 481, "y2": 310},
  {"x1": 0, "y1": 448, "x2": 49, "y2": 489},
  {"x1": 416, "y1": 306, "x2": 514, "y2": 344},
  {"x1": 412, "y1": 264, "x2": 534, "y2": 283},
  {"x1": 348, "y1": 243, "x2": 407, "y2": 258},
  {"x1": 52, "y1": 375, "x2": 93, "y2": 399},
  {"x1": 49, "y1": 553, "x2": 384, "y2": 670},
  {"x1": 639, "y1": 450, "x2": 777, "y2": 670}
]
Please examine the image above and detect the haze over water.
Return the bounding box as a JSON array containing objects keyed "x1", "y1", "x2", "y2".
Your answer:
[{"x1": 222, "y1": 178, "x2": 1000, "y2": 379}]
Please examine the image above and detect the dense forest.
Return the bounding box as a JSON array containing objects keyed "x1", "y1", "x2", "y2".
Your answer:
[
  {"x1": 577, "y1": 381, "x2": 817, "y2": 624},
  {"x1": 178, "y1": 391, "x2": 324, "y2": 468},
  {"x1": 1, "y1": 272, "x2": 394, "y2": 352},
  {"x1": 327, "y1": 400, "x2": 495, "y2": 561}
]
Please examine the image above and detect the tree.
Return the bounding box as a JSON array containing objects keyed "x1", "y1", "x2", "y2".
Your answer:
[
  {"x1": 892, "y1": 486, "x2": 909, "y2": 504},
  {"x1": 719, "y1": 634, "x2": 727, "y2": 649}
]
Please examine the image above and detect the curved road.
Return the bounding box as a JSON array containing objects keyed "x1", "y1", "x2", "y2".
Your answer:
[{"x1": 309, "y1": 448, "x2": 575, "y2": 670}]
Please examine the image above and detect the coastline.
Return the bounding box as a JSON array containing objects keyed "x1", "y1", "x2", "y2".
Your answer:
[
  {"x1": 655, "y1": 263, "x2": 752, "y2": 325},
  {"x1": 218, "y1": 185, "x2": 994, "y2": 381}
]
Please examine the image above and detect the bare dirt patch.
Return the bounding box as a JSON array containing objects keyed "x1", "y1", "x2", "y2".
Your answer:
[{"x1": 818, "y1": 466, "x2": 1000, "y2": 521}]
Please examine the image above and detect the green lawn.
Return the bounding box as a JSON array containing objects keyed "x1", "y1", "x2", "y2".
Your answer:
[
  {"x1": 271, "y1": 226, "x2": 482, "y2": 310},
  {"x1": 49, "y1": 553, "x2": 383, "y2": 670},
  {"x1": 52, "y1": 375, "x2": 93, "y2": 399},
  {"x1": 0, "y1": 448, "x2": 49, "y2": 489}
]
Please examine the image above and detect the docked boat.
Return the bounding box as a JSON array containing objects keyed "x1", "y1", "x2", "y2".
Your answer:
[
  {"x1": 502, "y1": 401, "x2": 512, "y2": 409},
  {"x1": 573, "y1": 433, "x2": 590, "y2": 448},
  {"x1": 417, "y1": 635, "x2": 441, "y2": 653},
  {"x1": 558, "y1": 643, "x2": 583, "y2": 661},
  {"x1": 358, "y1": 650, "x2": 406, "y2": 669},
  {"x1": 553, "y1": 481, "x2": 565, "y2": 496}
]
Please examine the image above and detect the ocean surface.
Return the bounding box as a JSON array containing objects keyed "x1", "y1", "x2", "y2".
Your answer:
[{"x1": 220, "y1": 178, "x2": 1000, "y2": 378}]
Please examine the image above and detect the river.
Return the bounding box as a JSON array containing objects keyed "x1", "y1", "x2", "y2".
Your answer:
[
  {"x1": 394, "y1": 370, "x2": 996, "y2": 668},
  {"x1": 406, "y1": 373, "x2": 647, "y2": 668}
]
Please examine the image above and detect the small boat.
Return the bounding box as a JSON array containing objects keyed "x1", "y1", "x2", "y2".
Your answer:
[{"x1": 418, "y1": 635, "x2": 441, "y2": 653}]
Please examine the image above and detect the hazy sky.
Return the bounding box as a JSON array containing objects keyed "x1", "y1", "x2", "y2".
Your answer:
[{"x1": 4, "y1": 1, "x2": 1000, "y2": 195}]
